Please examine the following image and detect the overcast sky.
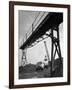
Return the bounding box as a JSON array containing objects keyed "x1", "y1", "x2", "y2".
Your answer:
[
  {"x1": 18, "y1": 10, "x2": 40, "y2": 44},
  {"x1": 18, "y1": 10, "x2": 63, "y2": 66}
]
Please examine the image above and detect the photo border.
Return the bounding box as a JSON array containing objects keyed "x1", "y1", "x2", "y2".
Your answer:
[{"x1": 9, "y1": 1, "x2": 70, "y2": 89}]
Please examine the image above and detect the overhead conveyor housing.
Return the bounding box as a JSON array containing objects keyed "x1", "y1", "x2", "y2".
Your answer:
[{"x1": 20, "y1": 12, "x2": 63, "y2": 50}]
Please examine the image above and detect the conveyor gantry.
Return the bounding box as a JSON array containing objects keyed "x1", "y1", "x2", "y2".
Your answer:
[
  {"x1": 20, "y1": 12, "x2": 63, "y2": 77},
  {"x1": 20, "y1": 12, "x2": 63, "y2": 50}
]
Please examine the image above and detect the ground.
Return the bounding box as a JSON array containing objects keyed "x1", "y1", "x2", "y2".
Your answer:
[
  {"x1": 19, "y1": 67, "x2": 51, "y2": 79},
  {"x1": 19, "y1": 58, "x2": 63, "y2": 79}
]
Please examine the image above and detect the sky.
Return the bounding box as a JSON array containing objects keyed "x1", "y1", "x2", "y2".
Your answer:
[
  {"x1": 18, "y1": 10, "x2": 40, "y2": 44},
  {"x1": 18, "y1": 10, "x2": 63, "y2": 66}
]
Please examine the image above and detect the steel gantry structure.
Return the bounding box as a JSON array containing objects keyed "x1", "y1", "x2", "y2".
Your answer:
[{"x1": 19, "y1": 12, "x2": 63, "y2": 77}]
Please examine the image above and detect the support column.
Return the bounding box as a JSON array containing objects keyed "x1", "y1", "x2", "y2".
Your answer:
[
  {"x1": 51, "y1": 28, "x2": 54, "y2": 77},
  {"x1": 50, "y1": 25, "x2": 62, "y2": 77},
  {"x1": 44, "y1": 41, "x2": 50, "y2": 61},
  {"x1": 21, "y1": 50, "x2": 27, "y2": 66}
]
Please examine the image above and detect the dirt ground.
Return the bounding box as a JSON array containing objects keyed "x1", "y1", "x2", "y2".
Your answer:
[
  {"x1": 19, "y1": 58, "x2": 63, "y2": 79},
  {"x1": 19, "y1": 67, "x2": 51, "y2": 79}
]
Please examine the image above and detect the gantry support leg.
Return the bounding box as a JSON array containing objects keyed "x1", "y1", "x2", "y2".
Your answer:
[
  {"x1": 50, "y1": 25, "x2": 62, "y2": 77},
  {"x1": 21, "y1": 49, "x2": 27, "y2": 66},
  {"x1": 51, "y1": 27, "x2": 54, "y2": 77}
]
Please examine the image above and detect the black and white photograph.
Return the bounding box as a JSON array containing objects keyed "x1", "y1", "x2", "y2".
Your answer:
[
  {"x1": 18, "y1": 11, "x2": 63, "y2": 79},
  {"x1": 9, "y1": 1, "x2": 70, "y2": 88}
]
